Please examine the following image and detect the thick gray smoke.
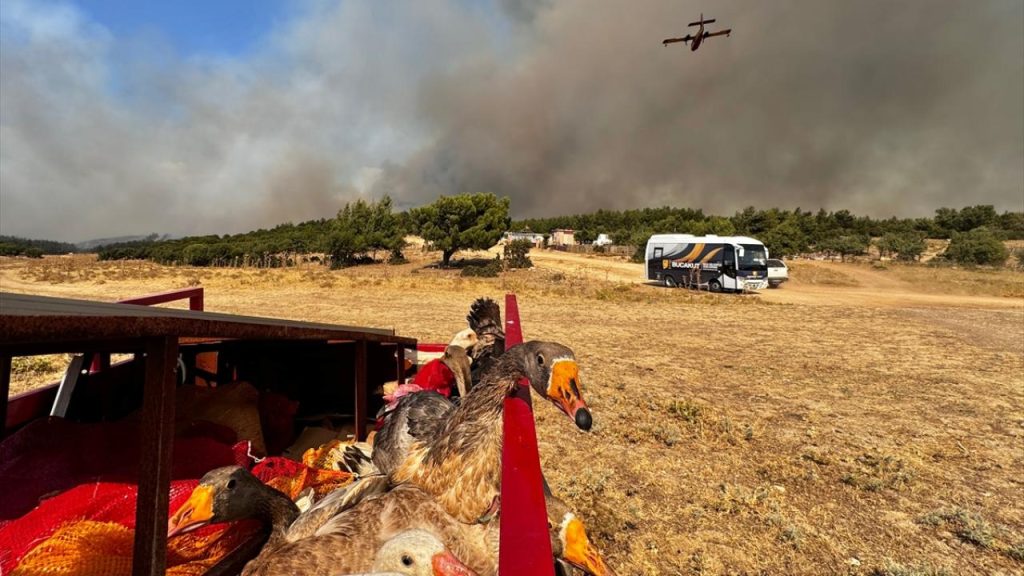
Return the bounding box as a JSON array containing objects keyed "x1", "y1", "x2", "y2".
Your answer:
[
  {"x1": 378, "y1": 0, "x2": 1024, "y2": 219},
  {"x1": 1, "y1": 0, "x2": 1021, "y2": 241}
]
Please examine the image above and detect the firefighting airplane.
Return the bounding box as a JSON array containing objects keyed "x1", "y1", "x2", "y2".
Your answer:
[{"x1": 662, "y1": 14, "x2": 731, "y2": 51}]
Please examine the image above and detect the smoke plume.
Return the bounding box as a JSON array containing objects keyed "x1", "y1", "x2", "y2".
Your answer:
[{"x1": 1, "y1": 0, "x2": 1021, "y2": 241}]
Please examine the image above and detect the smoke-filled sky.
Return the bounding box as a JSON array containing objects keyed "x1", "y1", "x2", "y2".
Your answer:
[{"x1": 1, "y1": 0, "x2": 1022, "y2": 242}]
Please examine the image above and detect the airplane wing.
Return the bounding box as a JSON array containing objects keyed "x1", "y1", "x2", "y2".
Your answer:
[
  {"x1": 662, "y1": 35, "x2": 693, "y2": 46},
  {"x1": 705, "y1": 29, "x2": 731, "y2": 38}
]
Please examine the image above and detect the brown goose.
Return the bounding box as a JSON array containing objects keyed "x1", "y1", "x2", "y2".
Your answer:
[
  {"x1": 391, "y1": 340, "x2": 592, "y2": 525},
  {"x1": 168, "y1": 467, "x2": 482, "y2": 576},
  {"x1": 169, "y1": 464, "x2": 614, "y2": 576},
  {"x1": 339, "y1": 392, "x2": 615, "y2": 575}
]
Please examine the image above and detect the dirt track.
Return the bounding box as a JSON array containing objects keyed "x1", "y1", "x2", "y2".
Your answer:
[{"x1": 529, "y1": 250, "x2": 1024, "y2": 310}]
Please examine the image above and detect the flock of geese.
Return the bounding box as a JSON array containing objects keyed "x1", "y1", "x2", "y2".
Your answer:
[{"x1": 167, "y1": 299, "x2": 615, "y2": 576}]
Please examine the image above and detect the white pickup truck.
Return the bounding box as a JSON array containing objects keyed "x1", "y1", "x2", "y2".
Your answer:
[{"x1": 767, "y1": 258, "x2": 789, "y2": 288}]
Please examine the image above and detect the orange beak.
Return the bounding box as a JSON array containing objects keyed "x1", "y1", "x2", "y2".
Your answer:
[
  {"x1": 563, "y1": 516, "x2": 616, "y2": 576},
  {"x1": 167, "y1": 485, "x2": 214, "y2": 538},
  {"x1": 546, "y1": 360, "x2": 592, "y2": 431},
  {"x1": 432, "y1": 549, "x2": 478, "y2": 576}
]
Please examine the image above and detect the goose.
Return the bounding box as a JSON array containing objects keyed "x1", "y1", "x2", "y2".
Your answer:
[
  {"x1": 360, "y1": 392, "x2": 615, "y2": 575},
  {"x1": 169, "y1": 465, "x2": 613, "y2": 576},
  {"x1": 338, "y1": 529, "x2": 477, "y2": 576},
  {"x1": 466, "y1": 298, "x2": 504, "y2": 384},
  {"x1": 389, "y1": 340, "x2": 592, "y2": 525},
  {"x1": 168, "y1": 467, "x2": 482, "y2": 576}
]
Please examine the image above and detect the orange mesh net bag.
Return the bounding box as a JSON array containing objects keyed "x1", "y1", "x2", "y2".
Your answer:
[
  {"x1": 12, "y1": 519, "x2": 257, "y2": 576},
  {"x1": 252, "y1": 456, "x2": 353, "y2": 500}
]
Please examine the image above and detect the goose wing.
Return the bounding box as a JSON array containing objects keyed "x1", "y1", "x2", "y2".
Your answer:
[{"x1": 373, "y1": 392, "x2": 454, "y2": 476}]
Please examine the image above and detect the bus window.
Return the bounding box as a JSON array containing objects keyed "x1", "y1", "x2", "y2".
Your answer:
[
  {"x1": 653, "y1": 247, "x2": 663, "y2": 258},
  {"x1": 739, "y1": 244, "x2": 768, "y2": 269},
  {"x1": 722, "y1": 244, "x2": 735, "y2": 265}
]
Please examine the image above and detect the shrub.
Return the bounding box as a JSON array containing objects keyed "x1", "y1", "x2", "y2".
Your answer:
[
  {"x1": 876, "y1": 231, "x2": 927, "y2": 261},
  {"x1": 944, "y1": 227, "x2": 1009, "y2": 265},
  {"x1": 460, "y1": 258, "x2": 502, "y2": 277},
  {"x1": 1011, "y1": 247, "x2": 1024, "y2": 269},
  {"x1": 503, "y1": 239, "x2": 534, "y2": 269}
]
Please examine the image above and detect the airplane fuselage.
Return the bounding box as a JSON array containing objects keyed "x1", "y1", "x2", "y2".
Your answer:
[{"x1": 691, "y1": 22, "x2": 704, "y2": 51}]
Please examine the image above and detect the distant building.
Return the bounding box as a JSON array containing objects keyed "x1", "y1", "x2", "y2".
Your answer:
[
  {"x1": 503, "y1": 231, "x2": 545, "y2": 247},
  {"x1": 594, "y1": 233, "x2": 613, "y2": 246},
  {"x1": 551, "y1": 229, "x2": 576, "y2": 246}
]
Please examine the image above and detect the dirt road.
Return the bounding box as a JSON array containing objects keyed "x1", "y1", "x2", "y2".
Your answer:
[{"x1": 528, "y1": 249, "x2": 1023, "y2": 310}]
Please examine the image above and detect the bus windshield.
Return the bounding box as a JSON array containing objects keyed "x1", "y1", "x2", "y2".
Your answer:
[{"x1": 738, "y1": 244, "x2": 768, "y2": 270}]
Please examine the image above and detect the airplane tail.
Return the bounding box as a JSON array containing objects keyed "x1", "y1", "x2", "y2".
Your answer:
[{"x1": 688, "y1": 13, "x2": 716, "y2": 26}]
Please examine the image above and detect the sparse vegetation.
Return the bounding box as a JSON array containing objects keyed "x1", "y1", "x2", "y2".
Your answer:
[
  {"x1": 919, "y1": 508, "x2": 995, "y2": 549},
  {"x1": 869, "y1": 561, "x2": 953, "y2": 576}
]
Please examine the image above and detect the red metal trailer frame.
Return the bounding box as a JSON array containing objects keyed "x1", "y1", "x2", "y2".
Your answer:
[{"x1": 2, "y1": 289, "x2": 556, "y2": 575}]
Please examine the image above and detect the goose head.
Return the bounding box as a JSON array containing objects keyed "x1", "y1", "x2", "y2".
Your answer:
[
  {"x1": 369, "y1": 529, "x2": 477, "y2": 576},
  {"x1": 512, "y1": 341, "x2": 593, "y2": 431},
  {"x1": 168, "y1": 465, "x2": 291, "y2": 537},
  {"x1": 547, "y1": 497, "x2": 616, "y2": 576}
]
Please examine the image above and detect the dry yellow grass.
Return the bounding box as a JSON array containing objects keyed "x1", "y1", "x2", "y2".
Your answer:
[{"x1": 2, "y1": 252, "x2": 1023, "y2": 575}]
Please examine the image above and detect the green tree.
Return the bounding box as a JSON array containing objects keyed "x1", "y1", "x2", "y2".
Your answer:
[
  {"x1": 819, "y1": 234, "x2": 869, "y2": 262},
  {"x1": 762, "y1": 219, "x2": 808, "y2": 258},
  {"x1": 410, "y1": 193, "x2": 510, "y2": 267},
  {"x1": 504, "y1": 239, "x2": 534, "y2": 269},
  {"x1": 944, "y1": 227, "x2": 1009, "y2": 265},
  {"x1": 876, "y1": 231, "x2": 927, "y2": 261},
  {"x1": 329, "y1": 196, "x2": 405, "y2": 267}
]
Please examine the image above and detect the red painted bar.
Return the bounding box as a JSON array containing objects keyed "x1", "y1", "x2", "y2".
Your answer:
[
  {"x1": 119, "y1": 287, "x2": 204, "y2": 311},
  {"x1": 1, "y1": 355, "x2": 10, "y2": 438},
  {"x1": 92, "y1": 288, "x2": 206, "y2": 372},
  {"x1": 498, "y1": 293, "x2": 554, "y2": 576}
]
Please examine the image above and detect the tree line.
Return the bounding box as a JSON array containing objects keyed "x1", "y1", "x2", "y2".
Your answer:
[
  {"x1": 0, "y1": 235, "x2": 78, "y2": 258},
  {"x1": 514, "y1": 205, "x2": 1023, "y2": 264},
  {"x1": 94, "y1": 194, "x2": 510, "y2": 268},
  {"x1": 4, "y1": 201, "x2": 1020, "y2": 267}
]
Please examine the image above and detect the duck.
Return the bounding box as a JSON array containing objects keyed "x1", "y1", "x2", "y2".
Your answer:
[
  {"x1": 390, "y1": 340, "x2": 592, "y2": 525},
  {"x1": 168, "y1": 467, "x2": 482, "y2": 576},
  {"x1": 466, "y1": 298, "x2": 505, "y2": 384}
]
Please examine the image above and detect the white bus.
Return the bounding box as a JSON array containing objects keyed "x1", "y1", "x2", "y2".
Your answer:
[{"x1": 645, "y1": 234, "x2": 770, "y2": 292}]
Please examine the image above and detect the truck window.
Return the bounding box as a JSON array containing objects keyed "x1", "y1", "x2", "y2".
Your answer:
[{"x1": 653, "y1": 247, "x2": 663, "y2": 258}]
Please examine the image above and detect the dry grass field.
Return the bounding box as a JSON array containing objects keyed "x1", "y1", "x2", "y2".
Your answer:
[{"x1": 2, "y1": 250, "x2": 1023, "y2": 576}]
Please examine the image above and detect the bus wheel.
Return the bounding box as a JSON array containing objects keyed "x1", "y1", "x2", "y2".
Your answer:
[
  {"x1": 664, "y1": 275, "x2": 678, "y2": 288},
  {"x1": 709, "y1": 279, "x2": 722, "y2": 292}
]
